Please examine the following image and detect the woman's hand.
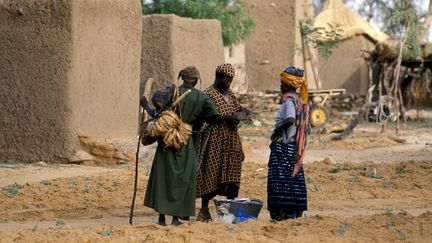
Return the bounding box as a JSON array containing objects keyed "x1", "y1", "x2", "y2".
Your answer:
[
  {"x1": 270, "y1": 131, "x2": 279, "y2": 141},
  {"x1": 232, "y1": 108, "x2": 251, "y2": 121}
]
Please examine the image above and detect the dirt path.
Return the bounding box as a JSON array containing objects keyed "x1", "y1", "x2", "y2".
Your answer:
[
  {"x1": 0, "y1": 202, "x2": 430, "y2": 231},
  {"x1": 0, "y1": 123, "x2": 431, "y2": 242},
  {"x1": 0, "y1": 164, "x2": 122, "y2": 188},
  {"x1": 306, "y1": 144, "x2": 432, "y2": 163},
  {"x1": 242, "y1": 123, "x2": 432, "y2": 164}
]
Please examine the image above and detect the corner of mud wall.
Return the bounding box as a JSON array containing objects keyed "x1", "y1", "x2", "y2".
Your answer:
[
  {"x1": 170, "y1": 16, "x2": 225, "y2": 90},
  {"x1": 245, "y1": 0, "x2": 296, "y2": 91},
  {"x1": 0, "y1": 0, "x2": 75, "y2": 163},
  {"x1": 318, "y1": 35, "x2": 374, "y2": 95},
  {"x1": 225, "y1": 43, "x2": 248, "y2": 94},
  {"x1": 68, "y1": 0, "x2": 142, "y2": 141},
  {"x1": 141, "y1": 14, "x2": 175, "y2": 93}
]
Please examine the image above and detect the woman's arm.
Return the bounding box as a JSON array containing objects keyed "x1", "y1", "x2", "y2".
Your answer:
[{"x1": 270, "y1": 117, "x2": 295, "y2": 141}]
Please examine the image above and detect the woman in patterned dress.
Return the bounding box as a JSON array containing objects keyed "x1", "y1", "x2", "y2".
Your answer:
[{"x1": 195, "y1": 63, "x2": 250, "y2": 221}]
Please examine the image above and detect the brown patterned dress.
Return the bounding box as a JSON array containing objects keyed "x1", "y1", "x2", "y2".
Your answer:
[{"x1": 195, "y1": 86, "x2": 244, "y2": 198}]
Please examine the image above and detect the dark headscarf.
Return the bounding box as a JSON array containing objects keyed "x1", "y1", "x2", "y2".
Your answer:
[{"x1": 178, "y1": 66, "x2": 201, "y2": 80}]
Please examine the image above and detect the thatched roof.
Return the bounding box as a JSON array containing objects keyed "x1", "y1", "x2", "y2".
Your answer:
[
  {"x1": 371, "y1": 42, "x2": 432, "y2": 68},
  {"x1": 314, "y1": 0, "x2": 388, "y2": 43}
]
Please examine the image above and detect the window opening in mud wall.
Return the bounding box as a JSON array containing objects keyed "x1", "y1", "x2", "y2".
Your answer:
[{"x1": 229, "y1": 46, "x2": 234, "y2": 58}]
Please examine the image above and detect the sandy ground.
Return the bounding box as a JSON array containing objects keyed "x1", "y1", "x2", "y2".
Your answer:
[{"x1": 0, "y1": 121, "x2": 431, "y2": 242}]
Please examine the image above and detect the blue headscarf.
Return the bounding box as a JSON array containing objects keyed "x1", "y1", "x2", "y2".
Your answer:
[{"x1": 283, "y1": 66, "x2": 304, "y2": 78}]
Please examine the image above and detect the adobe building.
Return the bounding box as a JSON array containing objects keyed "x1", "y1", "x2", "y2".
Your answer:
[
  {"x1": 225, "y1": 44, "x2": 248, "y2": 94},
  {"x1": 141, "y1": 14, "x2": 225, "y2": 92},
  {"x1": 244, "y1": 0, "x2": 314, "y2": 91},
  {"x1": 0, "y1": 0, "x2": 142, "y2": 163},
  {"x1": 314, "y1": 0, "x2": 388, "y2": 95}
]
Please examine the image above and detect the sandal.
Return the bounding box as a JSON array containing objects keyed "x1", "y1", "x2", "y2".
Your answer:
[{"x1": 196, "y1": 207, "x2": 212, "y2": 222}]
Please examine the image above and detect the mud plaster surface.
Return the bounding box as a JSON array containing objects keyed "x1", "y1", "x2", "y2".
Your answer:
[
  {"x1": 318, "y1": 35, "x2": 375, "y2": 95},
  {"x1": 0, "y1": 0, "x2": 74, "y2": 162},
  {"x1": 0, "y1": 0, "x2": 142, "y2": 163},
  {"x1": 141, "y1": 14, "x2": 224, "y2": 93},
  {"x1": 245, "y1": 0, "x2": 296, "y2": 91}
]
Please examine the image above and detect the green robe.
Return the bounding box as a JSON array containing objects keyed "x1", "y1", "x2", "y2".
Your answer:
[{"x1": 144, "y1": 84, "x2": 217, "y2": 217}]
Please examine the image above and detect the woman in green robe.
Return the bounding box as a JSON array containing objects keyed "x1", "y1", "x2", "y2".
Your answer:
[{"x1": 144, "y1": 66, "x2": 218, "y2": 226}]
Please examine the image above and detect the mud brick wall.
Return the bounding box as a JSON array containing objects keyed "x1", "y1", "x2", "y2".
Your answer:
[
  {"x1": 0, "y1": 0, "x2": 142, "y2": 163},
  {"x1": 141, "y1": 14, "x2": 225, "y2": 93},
  {"x1": 318, "y1": 35, "x2": 375, "y2": 95},
  {"x1": 245, "y1": 0, "x2": 297, "y2": 91}
]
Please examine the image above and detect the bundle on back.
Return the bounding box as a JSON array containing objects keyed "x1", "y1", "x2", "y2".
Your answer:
[{"x1": 146, "y1": 110, "x2": 192, "y2": 149}]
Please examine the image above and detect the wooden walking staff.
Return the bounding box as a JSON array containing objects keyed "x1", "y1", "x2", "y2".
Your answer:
[{"x1": 129, "y1": 78, "x2": 153, "y2": 225}]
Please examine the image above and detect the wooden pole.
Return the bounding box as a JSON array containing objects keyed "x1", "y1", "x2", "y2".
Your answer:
[
  {"x1": 393, "y1": 33, "x2": 407, "y2": 135},
  {"x1": 130, "y1": 78, "x2": 154, "y2": 225}
]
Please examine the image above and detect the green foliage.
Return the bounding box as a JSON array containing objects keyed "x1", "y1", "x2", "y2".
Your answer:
[
  {"x1": 299, "y1": 18, "x2": 342, "y2": 59},
  {"x1": 395, "y1": 164, "x2": 407, "y2": 174},
  {"x1": 3, "y1": 182, "x2": 23, "y2": 197},
  {"x1": 352, "y1": 165, "x2": 367, "y2": 171},
  {"x1": 55, "y1": 220, "x2": 65, "y2": 228},
  {"x1": 387, "y1": 211, "x2": 397, "y2": 227},
  {"x1": 396, "y1": 229, "x2": 406, "y2": 240},
  {"x1": 142, "y1": 0, "x2": 255, "y2": 46},
  {"x1": 356, "y1": 0, "x2": 388, "y2": 22},
  {"x1": 327, "y1": 164, "x2": 369, "y2": 174},
  {"x1": 41, "y1": 180, "x2": 51, "y2": 185},
  {"x1": 98, "y1": 229, "x2": 113, "y2": 237},
  {"x1": 336, "y1": 222, "x2": 352, "y2": 235},
  {"x1": 354, "y1": 0, "x2": 426, "y2": 60},
  {"x1": 386, "y1": 0, "x2": 423, "y2": 59},
  {"x1": 327, "y1": 165, "x2": 341, "y2": 173},
  {"x1": 311, "y1": 184, "x2": 322, "y2": 192},
  {"x1": 68, "y1": 181, "x2": 78, "y2": 187},
  {"x1": 385, "y1": 0, "x2": 419, "y2": 36}
]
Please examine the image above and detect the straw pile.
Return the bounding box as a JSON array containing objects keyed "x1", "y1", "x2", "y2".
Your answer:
[
  {"x1": 146, "y1": 110, "x2": 192, "y2": 149},
  {"x1": 314, "y1": 0, "x2": 388, "y2": 43}
]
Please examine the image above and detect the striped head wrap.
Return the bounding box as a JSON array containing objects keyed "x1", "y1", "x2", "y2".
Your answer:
[
  {"x1": 215, "y1": 63, "x2": 235, "y2": 78},
  {"x1": 280, "y1": 66, "x2": 308, "y2": 103}
]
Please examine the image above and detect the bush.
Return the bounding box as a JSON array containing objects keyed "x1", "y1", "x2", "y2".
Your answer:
[{"x1": 142, "y1": 0, "x2": 255, "y2": 46}]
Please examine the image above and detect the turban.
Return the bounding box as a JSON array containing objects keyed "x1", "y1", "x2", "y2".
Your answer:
[
  {"x1": 215, "y1": 63, "x2": 235, "y2": 78},
  {"x1": 280, "y1": 66, "x2": 308, "y2": 103}
]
